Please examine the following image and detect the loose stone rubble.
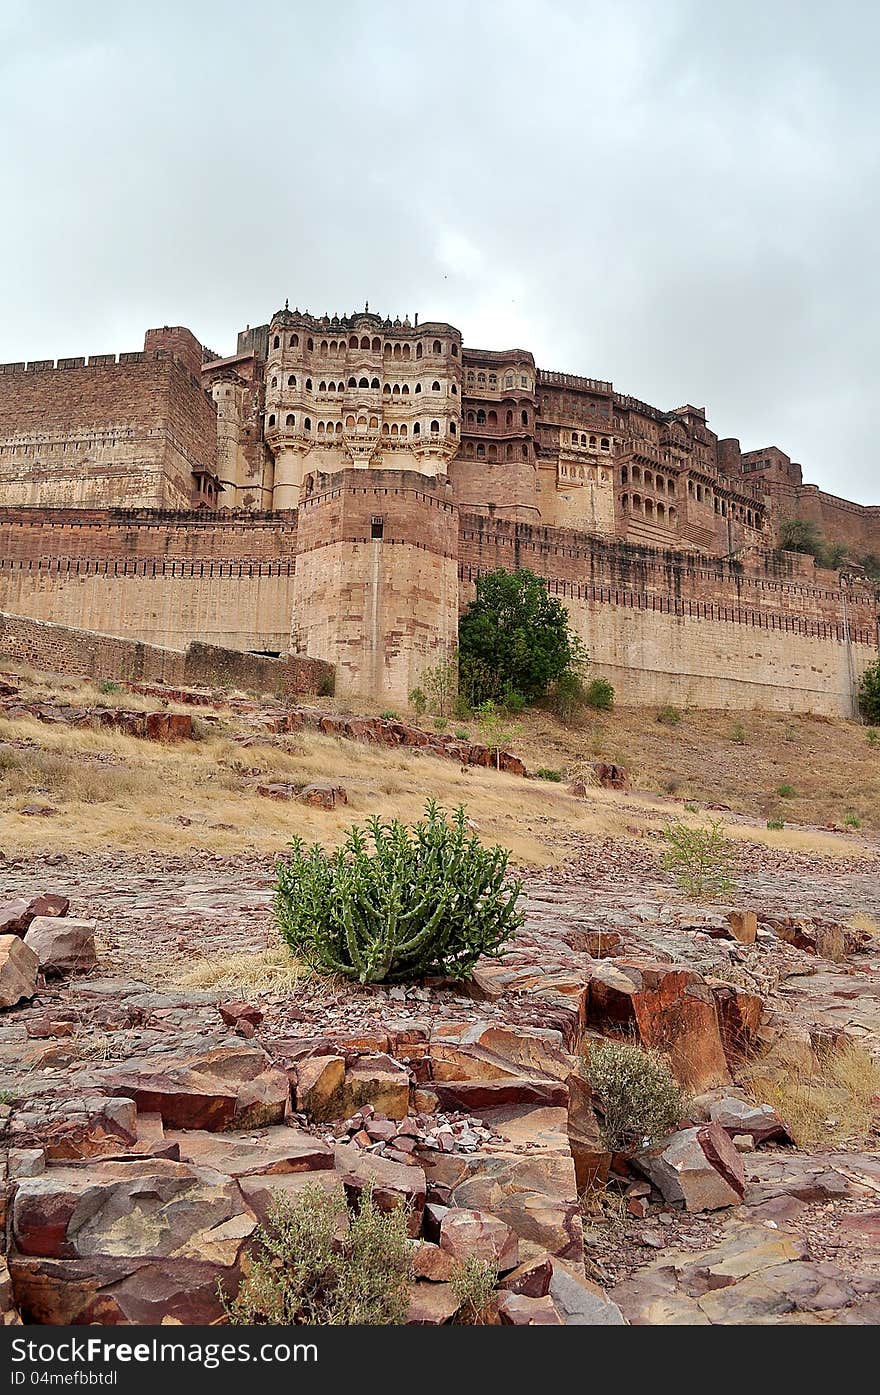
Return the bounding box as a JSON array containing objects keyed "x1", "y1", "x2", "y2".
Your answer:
[{"x1": 0, "y1": 824, "x2": 879, "y2": 1327}]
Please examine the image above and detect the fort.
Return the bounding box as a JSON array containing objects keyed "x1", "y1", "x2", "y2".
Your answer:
[{"x1": 1, "y1": 304, "x2": 878, "y2": 714}]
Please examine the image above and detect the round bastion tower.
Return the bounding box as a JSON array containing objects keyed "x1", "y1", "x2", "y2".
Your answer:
[{"x1": 263, "y1": 307, "x2": 462, "y2": 509}]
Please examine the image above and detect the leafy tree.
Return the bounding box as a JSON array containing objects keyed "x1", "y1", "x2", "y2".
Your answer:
[
  {"x1": 777, "y1": 517, "x2": 823, "y2": 557},
  {"x1": 859, "y1": 659, "x2": 880, "y2": 725},
  {"x1": 458, "y1": 568, "x2": 587, "y2": 706}
]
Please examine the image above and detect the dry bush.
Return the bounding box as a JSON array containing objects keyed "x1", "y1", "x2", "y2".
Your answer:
[
  {"x1": 451, "y1": 1255, "x2": 499, "y2": 1324},
  {"x1": 224, "y1": 1183, "x2": 412, "y2": 1326},
  {"x1": 744, "y1": 1040, "x2": 880, "y2": 1148},
  {"x1": 586, "y1": 1039, "x2": 685, "y2": 1152}
]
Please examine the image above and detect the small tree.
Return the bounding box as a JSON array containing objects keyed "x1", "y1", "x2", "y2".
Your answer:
[
  {"x1": 474, "y1": 699, "x2": 520, "y2": 770},
  {"x1": 421, "y1": 653, "x2": 459, "y2": 718},
  {"x1": 458, "y1": 568, "x2": 586, "y2": 706},
  {"x1": 859, "y1": 659, "x2": 880, "y2": 725},
  {"x1": 660, "y1": 818, "x2": 736, "y2": 899}
]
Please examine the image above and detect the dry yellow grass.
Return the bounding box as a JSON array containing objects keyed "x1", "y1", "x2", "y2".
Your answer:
[
  {"x1": 172, "y1": 945, "x2": 314, "y2": 995},
  {"x1": 744, "y1": 1040, "x2": 880, "y2": 1148}
]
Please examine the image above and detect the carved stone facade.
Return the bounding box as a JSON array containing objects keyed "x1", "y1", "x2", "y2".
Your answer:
[{"x1": 1, "y1": 304, "x2": 878, "y2": 710}]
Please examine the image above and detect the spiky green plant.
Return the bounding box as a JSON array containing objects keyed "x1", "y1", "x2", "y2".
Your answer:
[{"x1": 275, "y1": 800, "x2": 523, "y2": 983}]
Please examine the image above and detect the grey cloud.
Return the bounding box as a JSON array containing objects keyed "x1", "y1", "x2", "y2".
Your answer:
[{"x1": 0, "y1": 0, "x2": 876, "y2": 499}]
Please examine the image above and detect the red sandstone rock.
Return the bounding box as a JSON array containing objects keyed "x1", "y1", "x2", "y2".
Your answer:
[
  {"x1": 334, "y1": 1143, "x2": 426, "y2": 1236},
  {"x1": 497, "y1": 1291, "x2": 562, "y2": 1324},
  {"x1": 294, "y1": 1053, "x2": 346, "y2": 1120},
  {"x1": 440, "y1": 1208, "x2": 519, "y2": 1272},
  {"x1": 105, "y1": 1043, "x2": 290, "y2": 1131},
  {"x1": 0, "y1": 935, "x2": 39, "y2": 1009},
  {"x1": 218, "y1": 1000, "x2": 264, "y2": 1029},
  {"x1": 299, "y1": 782, "x2": 347, "y2": 809},
  {"x1": 23, "y1": 917, "x2": 97, "y2": 977}
]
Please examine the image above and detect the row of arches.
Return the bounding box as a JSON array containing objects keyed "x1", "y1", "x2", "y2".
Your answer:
[
  {"x1": 265, "y1": 414, "x2": 451, "y2": 438},
  {"x1": 466, "y1": 408, "x2": 530, "y2": 427},
  {"x1": 270, "y1": 376, "x2": 455, "y2": 397},
  {"x1": 270, "y1": 332, "x2": 457, "y2": 359},
  {"x1": 621, "y1": 494, "x2": 678, "y2": 523},
  {"x1": 462, "y1": 441, "x2": 530, "y2": 461},
  {"x1": 570, "y1": 431, "x2": 611, "y2": 451},
  {"x1": 621, "y1": 465, "x2": 675, "y2": 494}
]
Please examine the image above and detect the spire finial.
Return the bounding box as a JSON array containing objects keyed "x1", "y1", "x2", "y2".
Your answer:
[
  {"x1": 365, "y1": 300, "x2": 369, "y2": 313},
  {"x1": 284, "y1": 297, "x2": 289, "y2": 311}
]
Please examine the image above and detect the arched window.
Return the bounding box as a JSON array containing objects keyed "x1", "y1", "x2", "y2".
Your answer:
[
  {"x1": 413, "y1": 422, "x2": 420, "y2": 435},
  {"x1": 488, "y1": 444, "x2": 497, "y2": 461},
  {"x1": 402, "y1": 345, "x2": 411, "y2": 359},
  {"x1": 633, "y1": 466, "x2": 641, "y2": 483},
  {"x1": 621, "y1": 467, "x2": 628, "y2": 484},
  {"x1": 467, "y1": 370, "x2": 474, "y2": 382},
  {"x1": 360, "y1": 336, "x2": 370, "y2": 349},
  {"x1": 601, "y1": 437, "x2": 610, "y2": 451},
  {"x1": 391, "y1": 424, "x2": 399, "y2": 437},
  {"x1": 432, "y1": 381, "x2": 441, "y2": 392},
  {"x1": 433, "y1": 340, "x2": 442, "y2": 354},
  {"x1": 306, "y1": 338, "x2": 314, "y2": 350},
  {"x1": 357, "y1": 415, "x2": 367, "y2": 427},
  {"x1": 645, "y1": 471, "x2": 653, "y2": 488},
  {"x1": 521, "y1": 410, "x2": 528, "y2": 426},
  {"x1": 632, "y1": 493, "x2": 642, "y2": 511},
  {"x1": 349, "y1": 335, "x2": 359, "y2": 349},
  {"x1": 657, "y1": 501, "x2": 666, "y2": 519},
  {"x1": 476, "y1": 443, "x2": 485, "y2": 457},
  {"x1": 335, "y1": 421, "x2": 342, "y2": 434},
  {"x1": 400, "y1": 424, "x2": 407, "y2": 437},
  {"x1": 271, "y1": 376, "x2": 278, "y2": 388},
  {"x1": 450, "y1": 421, "x2": 456, "y2": 435},
  {"x1": 451, "y1": 344, "x2": 458, "y2": 356},
  {"x1": 319, "y1": 381, "x2": 327, "y2": 392},
  {"x1": 416, "y1": 343, "x2": 423, "y2": 359},
  {"x1": 451, "y1": 384, "x2": 457, "y2": 394},
  {"x1": 589, "y1": 435, "x2": 596, "y2": 448},
  {"x1": 383, "y1": 383, "x2": 391, "y2": 394},
  {"x1": 370, "y1": 377, "x2": 379, "y2": 389},
  {"x1": 506, "y1": 411, "x2": 513, "y2": 427},
  {"x1": 488, "y1": 410, "x2": 497, "y2": 425},
  {"x1": 521, "y1": 443, "x2": 528, "y2": 459},
  {"x1": 645, "y1": 498, "x2": 654, "y2": 517},
  {"x1": 478, "y1": 372, "x2": 486, "y2": 384},
  {"x1": 304, "y1": 417, "x2": 311, "y2": 431},
  {"x1": 346, "y1": 415, "x2": 355, "y2": 428},
  {"x1": 330, "y1": 341, "x2": 337, "y2": 354},
  {"x1": 393, "y1": 344, "x2": 402, "y2": 359},
  {"x1": 317, "y1": 421, "x2": 325, "y2": 434},
  {"x1": 370, "y1": 416, "x2": 378, "y2": 429},
  {"x1": 384, "y1": 342, "x2": 392, "y2": 356},
  {"x1": 285, "y1": 413, "x2": 295, "y2": 427},
  {"x1": 477, "y1": 410, "x2": 486, "y2": 425},
  {"x1": 571, "y1": 431, "x2": 578, "y2": 443},
  {"x1": 415, "y1": 383, "x2": 422, "y2": 393},
  {"x1": 465, "y1": 442, "x2": 474, "y2": 457},
  {"x1": 669, "y1": 505, "x2": 676, "y2": 522},
  {"x1": 506, "y1": 444, "x2": 514, "y2": 460},
  {"x1": 505, "y1": 374, "x2": 513, "y2": 387},
  {"x1": 267, "y1": 413, "x2": 276, "y2": 426},
  {"x1": 430, "y1": 419, "x2": 440, "y2": 433},
  {"x1": 358, "y1": 377, "x2": 369, "y2": 388},
  {"x1": 402, "y1": 384, "x2": 409, "y2": 395},
  {"x1": 348, "y1": 377, "x2": 357, "y2": 388},
  {"x1": 489, "y1": 374, "x2": 497, "y2": 386},
  {"x1": 621, "y1": 494, "x2": 629, "y2": 510},
  {"x1": 287, "y1": 375, "x2": 296, "y2": 387},
  {"x1": 372, "y1": 337, "x2": 381, "y2": 352},
  {"x1": 393, "y1": 383, "x2": 400, "y2": 395},
  {"x1": 305, "y1": 378, "x2": 312, "y2": 391},
  {"x1": 272, "y1": 335, "x2": 280, "y2": 349},
  {"x1": 382, "y1": 423, "x2": 389, "y2": 435},
  {"x1": 320, "y1": 341, "x2": 328, "y2": 353},
  {"x1": 290, "y1": 334, "x2": 298, "y2": 347},
  {"x1": 467, "y1": 411, "x2": 475, "y2": 424}
]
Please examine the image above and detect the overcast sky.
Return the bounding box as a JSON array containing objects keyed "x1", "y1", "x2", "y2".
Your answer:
[{"x1": 1, "y1": 0, "x2": 877, "y2": 500}]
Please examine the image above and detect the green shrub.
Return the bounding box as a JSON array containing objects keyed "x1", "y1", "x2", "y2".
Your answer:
[
  {"x1": 867, "y1": 728, "x2": 880, "y2": 748},
  {"x1": 683, "y1": 802, "x2": 699, "y2": 814},
  {"x1": 474, "y1": 699, "x2": 520, "y2": 768},
  {"x1": 224, "y1": 1183, "x2": 412, "y2": 1325},
  {"x1": 586, "y1": 1040, "x2": 684, "y2": 1152},
  {"x1": 660, "y1": 817, "x2": 735, "y2": 899},
  {"x1": 454, "y1": 729, "x2": 470, "y2": 741},
  {"x1": 458, "y1": 567, "x2": 587, "y2": 706},
  {"x1": 584, "y1": 677, "x2": 614, "y2": 711},
  {"x1": 452, "y1": 1255, "x2": 499, "y2": 1325},
  {"x1": 551, "y1": 669, "x2": 589, "y2": 725},
  {"x1": 859, "y1": 660, "x2": 880, "y2": 725},
  {"x1": 421, "y1": 655, "x2": 459, "y2": 718},
  {"x1": 535, "y1": 767, "x2": 563, "y2": 782},
  {"x1": 656, "y1": 704, "x2": 682, "y2": 727},
  {"x1": 767, "y1": 817, "x2": 785, "y2": 830},
  {"x1": 433, "y1": 716, "x2": 449, "y2": 732},
  {"x1": 380, "y1": 709, "x2": 400, "y2": 722},
  {"x1": 728, "y1": 722, "x2": 746, "y2": 745},
  {"x1": 408, "y1": 687, "x2": 427, "y2": 717},
  {"x1": 275, "y1": 801, "x2": 523, "y2": 984},
  {"x1": 776, "y1": 783, "x2": 796, "y2": 799},
  {"x1": 98, "y1": 679, "x2": 121, "y2": 695},
  {"x1": 318, "y1": 672, "x2": 335, "y2": 698},
  {"x1": 844, "y1": 813, "x2": 862, "y2": 829},
  {"x1": 501, "y1": 683, "x2": 527, "y2": 714}
]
